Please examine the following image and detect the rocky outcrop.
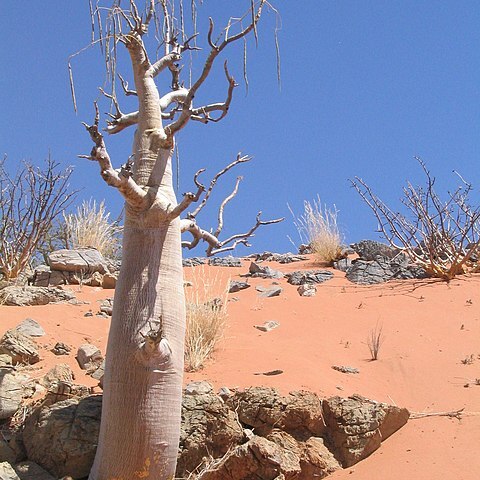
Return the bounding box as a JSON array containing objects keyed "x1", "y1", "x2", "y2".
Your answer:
[
  {"x1": 323, "y1": 394, "x2": 410, "y2": 467},
  {"x1": 0, "y1": 287, "x2": 75, "y2": 306}
]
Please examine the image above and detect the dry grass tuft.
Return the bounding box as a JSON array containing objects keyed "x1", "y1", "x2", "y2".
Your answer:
[
  {"x1": 184, "y1": 267, "x2": 229, "y2": 372},
  {"x1": 367, "y1": 322, "x2": 385, "y2": 361},
  {"x1": 64, "y1": 199, "x2": 122, "y2": 259},
  {"x1": 290, "y1": 196, "x2": 344, "y2": 264}
]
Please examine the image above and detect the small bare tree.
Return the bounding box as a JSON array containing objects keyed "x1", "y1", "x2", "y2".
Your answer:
[
  {"x1": 0, "y1": 155, "x2": 75, "y2": 281},
  {"x1": 352, "y1": 157, "x2": 480, "y2": 280},
  {"x1": 74, "y1": 2, "x2": 279, "y2": 478}
]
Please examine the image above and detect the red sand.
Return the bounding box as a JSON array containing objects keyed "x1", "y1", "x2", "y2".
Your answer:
[{"x1": 2, "y1": 257, "x2": 479, "y2": 479}]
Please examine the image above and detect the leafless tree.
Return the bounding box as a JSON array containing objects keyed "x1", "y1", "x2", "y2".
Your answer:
[
  {"x1": 352, "y1": 157, "x2": 480, "y2": 280},
  {"x1": 0, "y1": 155, "x2": 75, "y2": 281},
  {"x1": 75, "y1": 2, "x2": 279, "y2": 478}
]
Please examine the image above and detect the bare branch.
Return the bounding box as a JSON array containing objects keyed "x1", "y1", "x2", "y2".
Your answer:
[
  {"x1": 214, "y1": 176, "x2": 242, "y2": 238},
  {"x1": 118, "y1": 73, "x2": 137, "y2": 96}
]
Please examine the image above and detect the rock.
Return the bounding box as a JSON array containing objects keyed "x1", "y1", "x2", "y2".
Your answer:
[
  {"x1": 0, "y1": 462, "x2": 21, "y2": 480},
  {"x1": 0, "y1": 330, "x2": 39, "y2": 365},
  {"x1": 101, "y1": 272, "x2": 117, "y2": 289},
  {"x1": 89, "y1": 359, "x2": 105, "y2": 384},
  {"x1": 182, "y1": 257, "x2": 206, "y2": 267},
  {"x1": 0, "y1": 369, "x2": 34, "y2": 420},
  {"x1": 0, "y1": 431, "x2": 25, "y2": 465},
  {"x1": 228, "y1": 280, "x2": 250, "y2": 293},
  {"x1": 42, "y1": 364, "x2": 74, "y2": 388},
  {"x1": 14, "y1": 461, "x2": 55, "y2": 480},
  {"x1": 48, "y1": 248, "x2": 108, "y2": 274},
  {"x1": 286, "y1": 270, "x2": 333, "y2": 286},
  {"x1": 229, "y1": 387, "x2": 325, "y2": 437},
  {"x1": 249, "y1": 262, "x2": 284, "y2": 279},
  {"x1": 31, "y1": 268, "x2": 69, "y2": 287},
  {"x1": 323, "y1": 394, "x2": 410, "y2": 467},
  {"x1": 256, "y1": 286, "x2": 283, "y2": 298},
  {"x1": 14, "y1": 318, "x2": 45, "y2": 337},
  {"x1": 77, "y1": 344, "x2": 103, "y2": 370},
  {"x1": 51, "y1": 342, "x2": 71, "y2": 356},
  {"x1": 331, "y1": 365, "x2": 360, "y2": 374},
  {"x1": 218, "y1": 386, "x2": 233, "y2": 401},
  {"x1": 254, "y1": 321, "x2": 280, "y2": 332},
  {"x1": 297, "y1": 284, "x2": 317, "y2": 297},
  {"x1": 350, "y1": 240, "x2": 399, "y2": 261},
  {"x1": 0, "y1": 354, "x2": 12, "y2": 367},
  {"x1": 299, "y1": 243, "x2": 313, "y2": 255},
  {"x1": 0, "y1": 287, "x2": 75, "y2": 306},
  {"x1": 83, "y1": 271, "x2": 103, "y2": 287},
  {"x1": 99, "y1": 298, "x2": 113, "y2": 316},
  {"x1": 184, "y1": 381, "x2": 213, "y2": 395},
  {"x1": 333, "y1": 258, "x2": 352, "y2": 272},
  {"x1": 177, "y1": 392, "x2": 244, "y2": 477},
  {"x1": 23, "y1": 395, "x2": 102, "y2": 479},
  {"x1": 208, "y1": 256, "x2": 243, "y2": 267},
  {"x1": 346, "y1": 257, "x2": 428, "y2": 285},
  {"x1": 252, "y1": 252, "x2": 307, "y2": 264}
]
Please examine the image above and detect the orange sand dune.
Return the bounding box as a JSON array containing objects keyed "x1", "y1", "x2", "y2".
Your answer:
[{"x1": 2, "y1": 256, "x2": 479, "y2": 479}]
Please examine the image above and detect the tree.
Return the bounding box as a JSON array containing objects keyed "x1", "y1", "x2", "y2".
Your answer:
[{"x1": 77, "y1": 2, "x2": 277, "y2": 478}]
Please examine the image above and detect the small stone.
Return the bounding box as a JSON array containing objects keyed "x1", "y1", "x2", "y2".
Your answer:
[
  {"x1": 249, "y1": 262, "x2": 284, "y2": 279},
  {"x1": 99, "y1": 298, "x2": 113, "y2": 316},
  {"x1": 51, "y1": 342, "x2": 71, "y2": 356},
  {"x1": 228, "y1": 281, "x2": 250, "y2": 293},
  {"x1": 185, "y1": 381, "x2": 213, "y2": 395},
  {"x1": 0, "y1": 354, "x2": 12, "y2": 367},
  {"x1": 76, "y1": 344, "x2": 103, "y2": 370},
  {"x1": 90, "y1": 359, "x2": 105, "y2": 381},
  {"x1": 254, "y1": 321, "x2": 280, "y2": 332},
  {"x1": 14, "y1": 318, "x2": 45, "y2": 337},
  {"x1": 297, "y1": 284, "x2": 317, "y2": 297},
  {"x1": 257, "y1": 286, "x2": 282, "y2": 298},
  {"x1": 84, "y1": 310, "x2": 94, "y2": 317},
  {"x1": 332, "y1": 365, "x2": 360, "y2": 374}
]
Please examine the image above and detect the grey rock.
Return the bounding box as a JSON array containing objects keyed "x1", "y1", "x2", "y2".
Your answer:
[
  {"x1": 256, "y1": 286, "x2": 283, "y2": 298},
  {"x1": 0, "y1": 287, "x2": 75, "y2": 306},
  {"x1": 0, "y1": 354, "x2": 12, "y2": 367},
  {"x1": 14, "y1": 318, "x2": 45, "y2": 337},
  {"x1": 184, "y1": 381, "x2": 213, "y2": 395},
  {"x1": 90, "y1": 359, "x2": 105, "y2": 382},
  {"x1": 48, "y1": 248, "x2": 108, "y2": 274},
  {"x1": 208, "y1": 256, "x2": 243, "y2": 267},
  {"x1": 333, "y1": 258, "x2": 352, "y2": 272},
  {"x1": 218, "y1": 387, "x2": 233, "y2": 401},
  {"x1": 332, "y1": 365, "x2": 360, "y2": 374},
  {"x1": 177, "y1": 392, "x2": 244, "y2": 477},
  {"x1": 99, "y1": 298, "x2": 113, "y2": 316},
  {"x1": 323, "y1": 394, "x2": 410, "y2": 467},
  {"x1": 0, "y1": 330, "x2": 39, "y2": 365},
  {"x1": 14, "y1": 461, "x2": 55, "y2": 480},
  {"x1": 299, "y1": 243, "x2": 313, "y2": 255},
  {"x1": 0, "y1": 369, "x2": 33, "y2": 420},
  {"x1": 249, "y1": 262, "x2": 284, "y2": 279},
  {"x1": 42, "y1": 364, "x2": 74, "y2": 388},
  {"x1": 0, "y1": 462, "x2": 20, "y2": 480},
  {"x1": 254, "y1": 321, "x2": 280, "y2": 332},
  {"x1": 182, "y1": 257, "x2": 206, "y2": 267},
  {"x1": 23, "y1": 395, "x2": 102, "y2": 479},
  {"x1": 76, "y1": 344, "x2": 103, "y2": 370},
  {"x1": 51, "y1": 343, "x2": 71, "y2": 356},
  {"x1": 253, "y1": 252, "x2": 307, "y2": 264},
  {"x1": 228, "y1": 280, "x2": 250, "y2": 293},
  {"x1": 31, "y1": 269, "x2": 68, "y2": 287},
  {"x1": 297, "y1": 284, "x2": 317, "y2": 297},
  {"x1": 287, "y1": 270, "x2": 333, "y2": 286},
  {"x1": 350, "y1": 240, "x2": 399, "y2": 261}
]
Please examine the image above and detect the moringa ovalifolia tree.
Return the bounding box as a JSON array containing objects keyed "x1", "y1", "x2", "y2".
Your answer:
[{"x1": 77, "y1": 1, "x2": 277, "y2": 478}]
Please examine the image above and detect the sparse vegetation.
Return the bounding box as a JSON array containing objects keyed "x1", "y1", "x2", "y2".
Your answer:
[
  {"x1": 289, "y1": 196, "x2": 344, "y2": 264},
  {"x1": 184, "y1": 267, "x2": 229, "y2": 372},
  {"x1": 63, "y1": 199, "x2": 123, "y2": 260},
  {"x1": 367, "y1": 323, "x2": 384, "y2": 361},
  {"x1": 352, "y1": 157, "x2": 480, "y2": 280},
  {"x1": 0, "y1": 155, "x2": 76, "y2": 280}
]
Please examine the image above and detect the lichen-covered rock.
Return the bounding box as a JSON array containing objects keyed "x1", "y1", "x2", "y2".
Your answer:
[
  {"x1": 23, "y1": 395, "x2": 102, "y2": 479},
  {"x1": 0, "y1": 287, "x2": 75, "y2": 306},
  {"x1": 229, "y1": 387, "x2": 325, "y2": 437},
  {"x1": 323, "y1": 394, "x2": 410, "y2": 467},
  {"x1": 0, "y1": 330, "x2": 39, "y2": 365}
]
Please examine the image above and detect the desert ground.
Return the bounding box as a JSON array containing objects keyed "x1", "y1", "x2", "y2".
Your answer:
[{"x1": 2, "y1": 255, "x2": 479, "y2": 479}]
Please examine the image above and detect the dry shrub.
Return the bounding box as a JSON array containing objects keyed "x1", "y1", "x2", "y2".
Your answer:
[
  {"x1": 367, "y1": 323, "x2": 384, "y2": 361},
  {"x1": 184, "y1": 267, "x2": 229, "y2": 372},
  {"x1": 64, "y1": 199, "x2": 122, "y2": 259},
  {"x1": 290, "y1": 196, "x2": 344, "y2": 264}
]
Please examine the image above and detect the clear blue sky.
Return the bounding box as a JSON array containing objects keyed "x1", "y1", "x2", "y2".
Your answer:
[{"x1": 1, "y1": 1, "x2": 479, "y2": 255}]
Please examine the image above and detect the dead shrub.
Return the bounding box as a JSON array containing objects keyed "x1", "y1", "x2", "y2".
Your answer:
[{"x1": 367, "y1": 323, "x2": 384, "y2": 361}]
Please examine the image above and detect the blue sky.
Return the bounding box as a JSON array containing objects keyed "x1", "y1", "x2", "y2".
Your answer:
[{"x1": 1, "y1": 1, "x2": 479, "y2": 256}]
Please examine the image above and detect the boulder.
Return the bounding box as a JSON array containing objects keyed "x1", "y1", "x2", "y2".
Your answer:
[
  {"x1": 256, "y1": 286, "x2": 283, "y2": 298},
  {"x1": 14, "y1": 319, "x2": 45, "y2": 337},
  {"x1": 286, "y1": 270, "x2": 333, "y2": 286},
  {"x1": 249, "y1": 262, "x2": 284, "y2": 279},
  {"x1": 0, "y1": 286, "x2": 75, "y2": 306},
  {"x1": 23, "y1": 395, "x2": 102, "y2": 479},
  {"x1": 229, "y1": 387, "x2": 325, "y2": 437},
  {"x1": 31, "y1": 268, "x2": 69, "y2": 287},
  {"x1": 14, "y1": 461, "x2": 55, "y2": 480},
  {"x1": 177, "y1": 392, "x2": 244, "y2": 477},
  {"x1": 42, "y1": 364, "x2": 74, "y2": 388},
  {"x1": 101, "y1": 272, "x2": 117, "y2": 289},
  {"x1": 0, "y1": 369, "x2": 34, "y2": 420},
  {"x1": 76, "y1": 344, "x2": 103, "y2": 370},
  {"x1": 0, "y1": 431, "x2": 25, "y2": 465},
  {"x1": 323, "y1": 394, "x2": 410, "y2": 467},
  {"x1": 0, "y1": 463, "x2": 20, "y2": 480},
  {"x1": 350, "y1": 240, "x2": 399, "y2": 261},
  {"x1": 48, "y1": 248, "x2": 108, "y2": 274},
  {"x1": 0, "y1": 330, "x2": 39, "y2": 365},
  {"x1": 228, "y1": 280, "x2": 250, "y2": 293}
]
